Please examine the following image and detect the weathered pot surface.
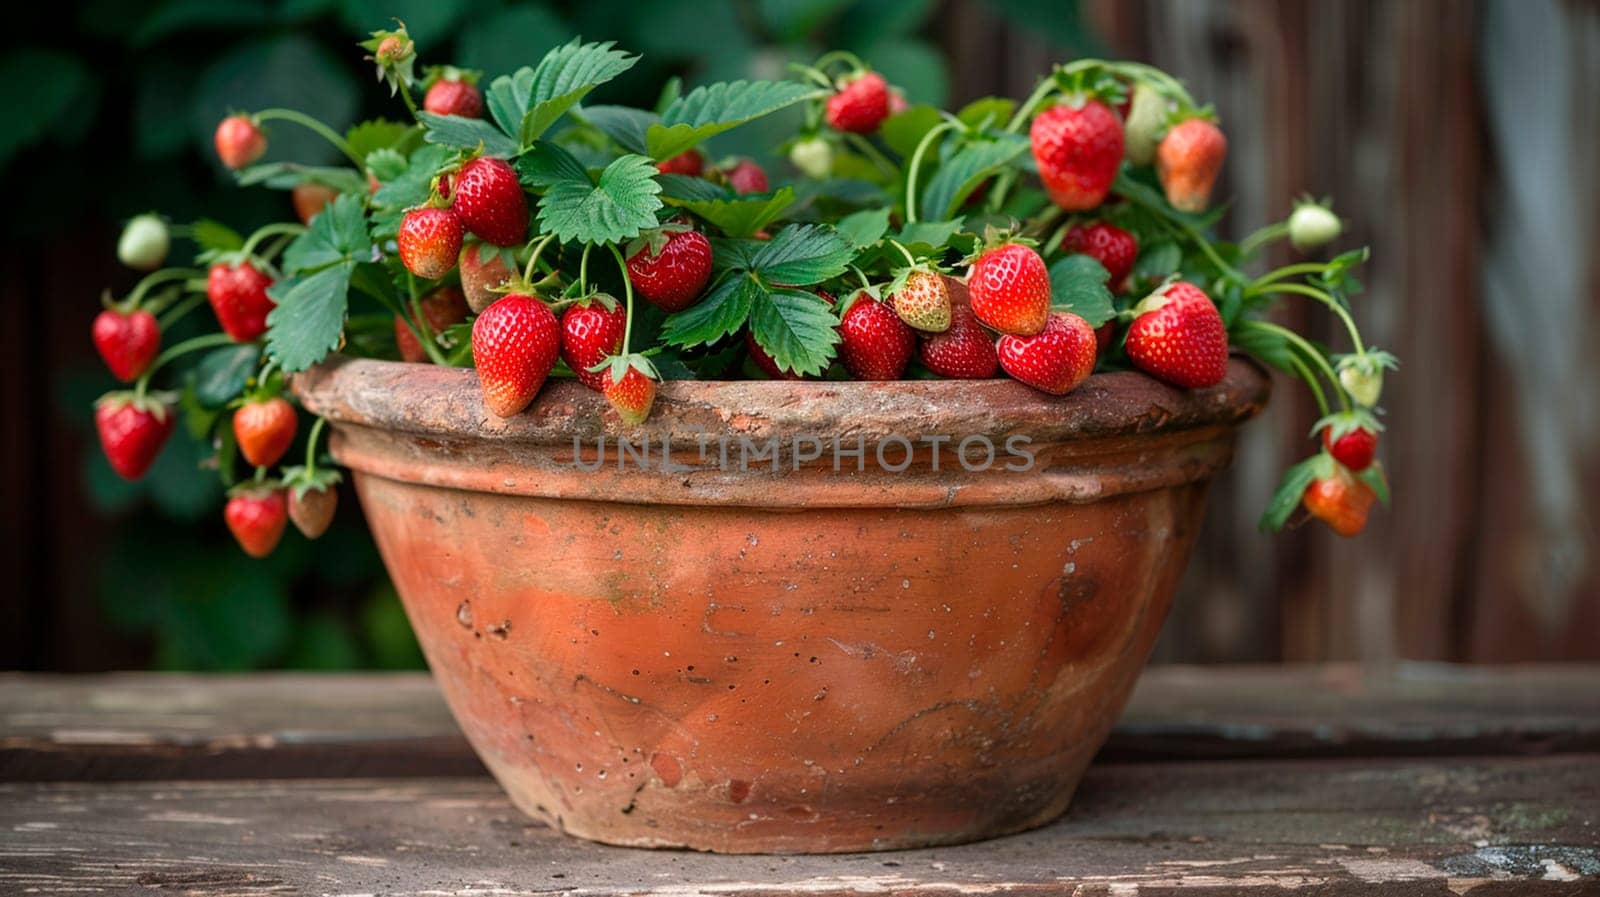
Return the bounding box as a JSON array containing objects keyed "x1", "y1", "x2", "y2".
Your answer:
[{"x1": 293, "y1": 351, "x2": 1269, "y2": 854}]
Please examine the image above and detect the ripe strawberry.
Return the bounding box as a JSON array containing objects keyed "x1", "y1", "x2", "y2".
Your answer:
[
  {"x1": 997, "y1": 311, "x2": 1098, "y2": 395},
  {"x1": 656, "y1": 150, "x2": 704, "y2": 176},
  {"x1": 214, "y1": 115, "x2": 266, "y2": 170},
  {"x1": 1125, "y1": 281, "x2": 1229, "y2": 389},
  {"x1": 724, "y1": 159, "x2": 769, "y2": 194},
  {"x1": 291, "y1": 182, "x2": 339, "y2": 224},
  {"x1": 1302, "y1": 471, "x2": 1375, "y2": 537},
  {"x1": 603, "y1": 362, "x2": 658, "y2": 424},
  {"x1": 968, "y1": 242, "x2": 1051, "y2": 337},
  {"x1": 92, "y1": 308, "x2": 160, "y2": 382},
  {"x1": 1062, "y1": 222, "x2": 1138, "y2": 288},
  {"x1": 560, "y1": 298, "x2": 626, "y2": 391},
  {"x1": 206, "y1": 260, "x2": 276, "y2": 342},
  {"x1": 1030, "y1": 99, "x2": 1124, "y2": 211},
  {"x1": 459, "y1": 244, "x2": 514, "y2": 313},
  {"x1": 233, "y1": 396, "x2": 298, "y2": 468},
  {"x1": 919, "y1": 304, "x2": 998, "y2": 379},
  {"x1": 424, "y1": 78, "x2": 483, "y2": 118},
  {"x1": 288, "y1": 485, "x2": 338, "y2": 539},
  {"x1": 1156, "y1": 117, "x2": 1227, "y2": 213},
  {"x1": 395, "y1": 285, "x2": 470, "y2": 364},
  {"x1": 627, "y1": 229, "x2": 713, "y2": 312},
  {"x1": 225, "y1": 485, "x2": 289, "y2": 558},
  {"x1": 839, "y1": 294, "x2": 915, "y2": 380},
  {"x1": 471, "y1": 293, "x2": 560, "y2": 418},
  {"x1": 747, "y1": 288, "x2": 835, "y2": 379},
  {"x1": 1322, "y1": 425, "x2": 1378, "y2": 473},
  {"x1": 889, "y1": 270, "x2": 951, "y2": 332},
  {"x1": 398, "y1": 206, "x2": 464, "y2": 280},
  {"x1": 451, "y1": 157, "x2": 528, "y2": 247},
  {"x1": 95, "y1": 393, "x2": 175, "y2": 481},
  {"x1": 825, "y1": 71, "x2": 890, "y2": 134}
]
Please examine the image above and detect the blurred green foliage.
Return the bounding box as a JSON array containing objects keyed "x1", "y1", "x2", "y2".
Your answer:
[{"x1": 17, "y1": 0, "x2": 1085, "y2": 670}]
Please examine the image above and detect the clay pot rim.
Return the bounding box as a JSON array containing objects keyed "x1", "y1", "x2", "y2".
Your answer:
[{"x1": 292, "y1": 354, "x2": 1270, "y2": 446}]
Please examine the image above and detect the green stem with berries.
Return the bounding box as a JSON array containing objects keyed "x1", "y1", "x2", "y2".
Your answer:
[
  {"x1": 124, "y1": 268, "x2": 204, "y2": 310},
  {"x1": 304, "y1": 416, "x2": 328, "y2": 472},
  {"x1": 155, "y1": 293, "x2": 210, "y2": 331},
  {"x1": 608, "y1": 245, "x2": 638, "y2": 356},
  {"x1": 904, "y1": 121, "x2": 960, "y2": 223},
  {"x1": 1238, "y1": 318, "x2": 1349, "y2": 412},
  {"x1": 133, "y1": 332, "x2": 239, "y2": 400},
  {"x1": 253, "y1": 109, "x2": 365, "y2": 170},
  {"x1": 1246, "y1": 281, "x2": 1365, "y2": 354},
  {"x1": 1239, "y1": 221, "x2": 1290, "y2": 258}
]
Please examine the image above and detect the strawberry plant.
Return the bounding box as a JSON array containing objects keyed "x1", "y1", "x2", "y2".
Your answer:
[{"x1": 92, "y1": 24, "x2": 1397, "y2": 555}]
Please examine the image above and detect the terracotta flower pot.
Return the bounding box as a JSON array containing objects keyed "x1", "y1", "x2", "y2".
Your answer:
[{"x1": 292, "y1": 351, "x2": 1269, "y2": 854}]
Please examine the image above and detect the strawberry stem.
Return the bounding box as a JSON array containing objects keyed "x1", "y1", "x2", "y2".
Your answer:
[
  {"x1": 133, "y1": 332, "x2": 239, "y2": 400},
  {"x1": 904, "y1": 121, "x2": 959, "y2": 223},
  {"x1": 252, "y1": 109, "x2": 366, "y2": 170},
  {"x1": 155, "y1": 293, "x2": 209, "y2": 331},
  {"x1": 522, "y1": 234, "x2": 557, "y2": 283},
  {"x1": 887, "y1": 239, "x2": 918, "y2": 268},
  {"x1": 1238, "y1": 318, "x2": 1349, "y2": 412},
  {"x1": 304, "y1": 416, "x2": 328, "y2": 473},
  {"x1": 840, "y1": 133, "x2": 898, "y2": 181},
  {"x1": 608, "y1": 245, "x2": 638, "y2": 356},
  {"x1": 125, "y1": 268, "x2": 204, "y2": 310},
  {"x1": 1239, "y1": 221, "x2": 1290, "y2": 257},
  {"x1": 239, "y1": 222, "x2": 307, "y2": 260},
  {"x1": 403, "y1": 273, "x2": 450, "y2": 366},
  {"x1": 578, "y1": 244, "x2": 593, "y2": 295},
  {"x1": 1246, "y1": 282, "x2": 1365, "y2": 354}
]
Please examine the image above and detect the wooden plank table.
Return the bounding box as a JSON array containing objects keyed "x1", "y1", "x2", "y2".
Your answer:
[{"x1": 1, "y1": 664, "x2": 1596, "y2": 895}]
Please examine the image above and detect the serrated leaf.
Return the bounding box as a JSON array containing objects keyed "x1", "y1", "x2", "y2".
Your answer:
[
  {"x1": 656, "y1": 173, "x2": 731, "y2": 203},
  {"x1": 1258, "y1": 456, "x2": 1322, "y2": 532},
  {"x1": 748, "y1": 287, "x2": 841, "y2": 377},
  {"x1": 265, "y1": 263, "x2": 352, "y2": 372},
  {"x1": 485, "y1": 66, "x2": 536, "y2": 139},
  {"x1": 190, "y1": 344, "x2": 260, "y2": 408},
  {"x1": 371, "y1": 144, "x2": 455, "y2": 241},
  {"x1": 747, "y1": 224, "x2": 853, "y2": 285},
  {"x1": 648, "y1": 80, "x2": 823, "y2": 160},
  {"x1": 418, "y1": 111, "x2": 518, "y2": 159},
  {"x1": 235, "y1": 162, "x2": 366, "y2": 193},
  {"x1": 667, "y1": 186, "x2": 797, "y2": 239},
  {"x1": 660, "y1": 273, "x2": 759, "y2": 348},
  {"x1": 879, "y1": 104, "x2": 943, "y2": 158},
  {"x1": 345, "y1": 118, "x2": 417, "y2": 160},
  {"x1": 537, "y1": 154, "x2": 663, "y2": 245},
  {"x1": 835, "y1": 208, "x2": 892, "y2": 249},
  {"x1": 896, "y1": 218, "x2": 967, "y2": 255},
  {"x1": 708, "y1": 236, "x2": 765, "y2": 273},
  {"x1": 365, "y1": 147, "x2": 407, "y2": 180},
  {"x1": 523, "y1": 40, "x2": 639, "y2": 144},
  {"x1": 281, "y1": 193, "x2": 370, "y2": 273},
  {"x1": 918, "y1": 134, "x2": 1028, "y2": 221},
  {"x1": 575, "y1": 104, "x2": 658, "y2": 155},
  {"x1": 191, "y1": 219, "x2": 243, "y2": 254},
  {"x1": 515, "y1": 139, "x2": 590, "y2": 189},
  {"x1": 1132, "y1": 240, "x2": 1182, "y2": 281},
  {"x1": 1048, "y1": 254, "x2": 1116, "y2": 326}
]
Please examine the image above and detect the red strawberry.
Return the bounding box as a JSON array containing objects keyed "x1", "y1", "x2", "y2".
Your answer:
[
  {"x1": 889, "y1": 270, "x2": 951, "y2": 332},
  {"x1": 1125, "y1": 281, "x2": 1229, "y2": 389},
  {"x1": 747, "y1": 288, "x2": 835, "y2": 379},
  {"x1": 603, "y1": 363, "x2": 658, "y2": 424},
  {"x1": 968, "y1": 242, "x2": 1051, "y2": 337},
  {"x1": 459, "y1": 244, "x2": 514, "y2": 313},
  {"x1": 1156, "y1": 118, "x2": 1227, "y2": 213},
  {"x1": 214, "y1": 115, "x2": 266, "y2": 170},
  {"x1": 724, "y1": 159, "x2": 769, "y2": 194},
  {"x1": 471, "y1": 293, "x2": 560, "y2": 417},
  {"x1": 95, "y1": 393, "x2": 175, "y2": 481},
  {"x1": 424, "y1": 78, "x2": 483, "y2": 118},
  {"x1": 1030, "y1": 99, "x2": 1124, "y2": 211},
  {"x1": 656, "y1": 150, "x2": 704, "y2": 176},
  {"x1": 291, "y1": 182, "x2": 338, "y2": 225},
  {"x1": 92, "y1": 308, "x2": 160, "y2": 383},
  {"x1": 997, "y1": 311, "x2": 1098, "y2": 395},
  {"x1": 919, "y1": 304, "x2": 998, "y2": 379},
  {"x1": 560, "y1": 298, "x2": 626, "y2": 391},
  {"x1": 1302, "y1": 471, "x2": 1375, "y2": 537},
  {"x1": 233, "y1": 396, "x2": 298, "y2": 468},
  {"x1": 1322, "y1": 425, "x2": 1378, "y2": 473},
  {"x1": 395, "y1": 285, "x2": 470, "y2": 364},
  {"x1": 451, "y1": 157, "x2": 528, "y2": 247},
  {"x1": 225, "y1": 485, "x2": 289, "y2": 558},
  {"x1": 206, "y1": 260, "x2": 276, "y2": 342},
  {"x1": 1062, "y1": 222, "x2": 1138, "y2": 288},
  {"x1": 826, "y1": 71, "x2": 889, "y2": 134},
  {"x1": 839, "y1": 294, "x2": 915, "y2": 380},
  {"x1": 288, "y1": 485, "x2": 338, "y2": 539},
  {"x1": 398, "y1": 206, "x2": 464, "y2": 280},
  {"x1": 627, "y1": 229, "x2": 713, "y2": 312}
]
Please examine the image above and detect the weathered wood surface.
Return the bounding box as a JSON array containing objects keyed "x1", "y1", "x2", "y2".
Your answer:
[
  {"x1": 1, "y1": 757, "x2": 1596, "y2": 895},
  {"x1": 6, "y1": 665, "x2": 1598, "y2": 781}
]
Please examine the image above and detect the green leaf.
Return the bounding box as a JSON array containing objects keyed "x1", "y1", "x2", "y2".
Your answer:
[
  {"x1": 418, "y1": 110, "x2": 518, "y2": 159},
  {"x1": 748, "y1": 287, "x2": 841, "y2": 377},
  {"x1": 235, "y1": 162, "x2": 366, "y2": 194},
  {"x1": 1048, "y1": 254, "x2": 1116, "y2": 326},
  {"x1": 661, "y1": 273, "x2": 760, "y2": 348},
  {"x1": 1258, "y1": 456, "x2": 1323, "y2": 532},
  {"x1": 191, "y1": 219, "x2": 244, "y2": 254},
  {"x1": 1132, "y1": 240, "x2": 1182, "y2": 282},
  {"x1": 515, "y1": 139, "x2": 591, "y2": 189},
  {"x1": 896, "y1": 218, "x2": 967, "y2": 255},
  {"x1": 1358, "y1": 462, "x2": 1391, "y2": 507},
  {"x1": 648, "y1": 80, "x2": 823, "y2": 160},
  {"x1": 1231, "y1": 323, "x2": 1299, "y2": 375},
  {"x1": 344, "y1": 118, "x2": 417, "y2": 161},
  {"x1": 708, "y1": 237, "x2": 765, "y2": 273},
  {"x1": 918, "y1": 134, "x2": 1028, "y2": 221},
  {"x1": 371, "y1": 144, "x2": 455, "y2": 240},
  {"x1": 191, "y1": 344, "x2": 261, "y2": 408},
  {"x1": 522, "y1": 40, "x2": 639, "y2": 144},
  {"x1": 282, "y1": 194, "x2": 370, "y2": 273},
  {"x1": 835, "y1": 208, "x2": 892, "y2": 249},
  {"x1": 748, "y1": 224, "x2": 853, "y2": 285},
  {"x1": 666, "y1": 186, "x2": 797, "y2": 239},
  {"x1": 576, "y1": 104, "x2": 658, "y2": 155},
  {"x1": 537, "y1": 154, "x2": 664, "y2": 245},
  {"x1": 656, "y1": 173, "x2": 731, "y2": 203},
  {"x1": 485, "y1": 67, "x2": 536, "y2": 139},
  {"x1": 956, "y1": 96, "x2": 1016, "y2": 130},
  {"x1": 879, "y1": 104, "x2": 943, "y2": 158},
  {"x1": 265, "y1": 263, "x2": 353, "y2": 372}
]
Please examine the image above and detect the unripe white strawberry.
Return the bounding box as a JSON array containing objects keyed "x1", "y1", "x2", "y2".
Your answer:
[
  {"x1": 1289, "y1": 201, "x2": 1342, "y2": 251},
  {"x1": 789, "y1": 136, "x2": 833, "y2": 179},
  {"x1": 117, "y1": 215, "x2": 170, "y2": 271}
]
